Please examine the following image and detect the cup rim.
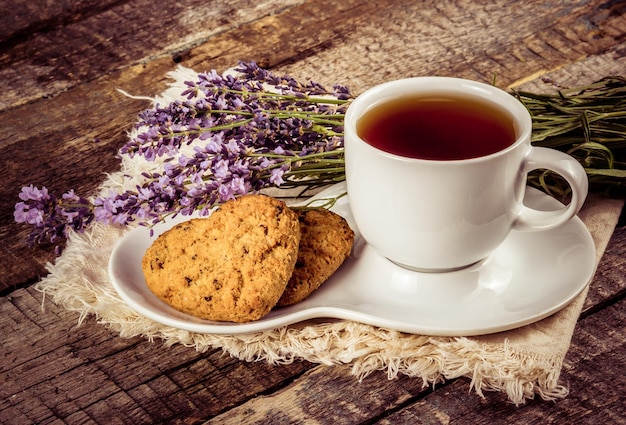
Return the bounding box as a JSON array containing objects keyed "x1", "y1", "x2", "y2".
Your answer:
[{"x1": 344, "y1": 76, "x2": 533, "y2": 163}]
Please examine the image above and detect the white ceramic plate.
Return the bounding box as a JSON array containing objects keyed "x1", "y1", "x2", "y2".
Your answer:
[{"x1": 109, "y1": 182, "x2": 596, "y2": 336}]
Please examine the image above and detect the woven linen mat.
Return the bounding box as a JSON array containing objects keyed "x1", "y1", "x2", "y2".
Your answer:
[{"x1": 36, "y1": 66, "x2": 625, "y2": 405}]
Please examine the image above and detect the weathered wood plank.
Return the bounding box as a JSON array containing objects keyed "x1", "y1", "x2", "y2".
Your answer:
[
  {"x1": 0, "y1": 287, "x2": 313, "y2": 424},
  {"x1": 2, "y1": 0, "x2": 625, "y2": 293},
  {"x1": 582, "y1": 226, "x2": 626, "y2": 314},
  {"x1": 0, "y1": 0, "x2": 119, "y2": 41},
  {"x1": 205, "y1": 364, "x2": 433, "y2": 424},
  {"x1": 0, "y1": 0, "x2": 305, "y2": 111},
  {"x1": 270, "y1": 0, "x2": 626, "y2": 92}
]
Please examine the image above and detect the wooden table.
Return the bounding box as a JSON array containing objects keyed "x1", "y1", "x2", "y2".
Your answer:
[{"x1": 1, "y1": 1, "x2": 625, "y2": 423}]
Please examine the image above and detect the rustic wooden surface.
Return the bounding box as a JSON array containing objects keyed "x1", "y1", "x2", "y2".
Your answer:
[{"x1": 1, "y1": 0, "x2": 625, "y2": 423}]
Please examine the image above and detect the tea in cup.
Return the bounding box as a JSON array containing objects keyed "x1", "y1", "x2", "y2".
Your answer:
[{"x1": 344, "y1": 77, "x2": 588, "y2": 272}]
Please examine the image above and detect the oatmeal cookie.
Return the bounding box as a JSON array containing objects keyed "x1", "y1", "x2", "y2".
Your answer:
[
  {"x1": 276, "y1": 208, "x2": 354, "y2": 307},
  {"x1": 142, "y1": 194, "x2": 300, "y2": 322}
]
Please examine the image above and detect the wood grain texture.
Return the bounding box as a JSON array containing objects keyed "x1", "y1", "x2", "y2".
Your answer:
[
  {"x1": 0, "y1": 0, "x2": 305, "y2": 111},
  {"x1": 205, "y1": 365, "x2": 432, "y2": 424},
  {"x1": 582, "y1": 226, "x2": 626, "y2": 314},
  {"x1": 271, "y1": 0, "x2": 626, "y2": 92},
  {"x1": 0, "y1": 0, "x2": 119, "y2": 41},
  {"x1": 0, "y1": 287, "x2": 312, "y2": 424}
]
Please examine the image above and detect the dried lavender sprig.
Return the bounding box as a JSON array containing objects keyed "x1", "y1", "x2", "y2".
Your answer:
[
  {"x1": 15, "y1": 63, "x2": 353, "y2": 250},
  {"x1": 234, "y1": 62, "x2": 352, "y2": 100},
  {"x1": 14, "y1": 186, "x2": 95, "y2": 254},
  {"x1": 121, "y1": 66, "x2": 348, "y2": 162}
]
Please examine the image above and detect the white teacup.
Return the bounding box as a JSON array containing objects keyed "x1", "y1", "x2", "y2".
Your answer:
[{"x1": 344, "y1": 77, "x2": 588, "y2": 272}]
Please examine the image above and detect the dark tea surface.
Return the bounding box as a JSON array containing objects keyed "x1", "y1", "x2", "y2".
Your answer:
[{"x1": 357, "y1": 95, "x2": 516, "y2": 160}]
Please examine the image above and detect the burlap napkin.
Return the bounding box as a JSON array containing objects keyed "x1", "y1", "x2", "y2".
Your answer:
[{"x1": 35, "y1": 67, "x2": 624, "y2": 405}]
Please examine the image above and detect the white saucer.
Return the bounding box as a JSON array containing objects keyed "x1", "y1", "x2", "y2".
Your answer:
[{"x1": 109, "y1": 182, "x2": 596, "y2": 336}]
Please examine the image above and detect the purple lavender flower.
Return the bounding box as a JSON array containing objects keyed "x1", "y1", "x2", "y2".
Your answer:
[
  {"x1": 14, "y1": 186, "x2": 95, "y2": 249},
  {"x1": 269, "y1": 167, "x2": 286, "y2": 185}
]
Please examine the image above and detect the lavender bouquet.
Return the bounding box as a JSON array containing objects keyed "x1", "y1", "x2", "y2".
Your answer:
[{"x1": 14, "y1": 63, "x2": 352, "y2": 253}]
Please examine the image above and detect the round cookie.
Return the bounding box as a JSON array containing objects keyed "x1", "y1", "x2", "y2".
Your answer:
[
  {"x1": 276, "y1": 208, "x2": 354, "y2": 307},
  {"x1": 142, "y1": 194, "x2": 301, "y2": 322}
]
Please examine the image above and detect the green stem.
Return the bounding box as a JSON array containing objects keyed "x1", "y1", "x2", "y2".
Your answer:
[{"x1": 201, "y1": 86, "x2": 352, "y2": 105}]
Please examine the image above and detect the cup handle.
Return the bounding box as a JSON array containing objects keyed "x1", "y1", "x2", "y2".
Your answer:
[{"x1": 513, "y1": 147, "x2": 589, "y2": 231}]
